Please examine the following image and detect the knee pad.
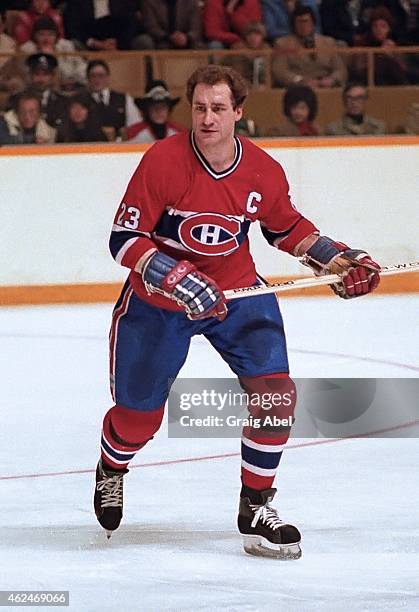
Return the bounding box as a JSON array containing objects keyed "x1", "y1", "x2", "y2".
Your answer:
[
  {"x1": 239, "y1": 373, "x2": 296, "y2": 438},
  {"x1": 104, "y1": 404, "x2": 165, "y2": 447}
]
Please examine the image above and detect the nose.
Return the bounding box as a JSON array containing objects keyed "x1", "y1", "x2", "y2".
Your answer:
[{"x1": 202, "y1": 108, "x2": 215, "y2": 125}]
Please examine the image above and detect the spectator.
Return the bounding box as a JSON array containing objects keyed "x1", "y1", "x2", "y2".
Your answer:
[
  {"x1": 235, "y1": 115, "x2": 259, "y2": 135},
  {"x1": 402, "y1": 102, "x2": 419, "y2": 134},
  {"x1": 351, "y1": 7, "x2": 408, "y2": 85},
  {"x1": 63, "y1": 0, "x2": 141, "y2": 51},
  {"x1": 267, "y1": 84, "x2": 321, "y2": 136},
  {"x1": 262, "y1": 0, "x2": 321, "y2": 43},
  {"x1": 126, "y1": 80, "x2": 186, "y2": 143},
  {"x1": 204, "y1": 0, "x2": 262, "y2": 49},
  {"x1": 0, "y1": 10, "x2": 21, "y2": 95},
  {"x1": 56, "y1": 93, "x2": 108, "y2": 143},
  {"x1": 320, "y1": 0, "x2": 361, "y2": 46},
  {"x1": 20, "y1": 16, "x2": 87, "y2": 88},
  {"x1": 13, "y1": 0, "x2": 64, "y2": 45},
  {"x1": 272, "y1": 5, "x2": 347, "y2": 87},
  {"x1": 358, "y1": 0, "x2": 418, "y2": 44},
  {"x1": 0, "y1": 89, "x2": 56, "y2": 144},
  {"x1": 220, "y1": 21, "x2": 270, "y2": 86},
  {"x1": 325, "y1": 82, "x2": 386, "y2": 135},
  {"x1": 137, "y1": 0, "x2": 204, "y2": 49},
  {"x1": 0, "y1": 11, "x2": 16, "y2": 64},
  {"x1": 86, "y1": 59, "x2": 142, "y2": 139},
  {"x1": 20, "y1": 53, "x2": 68, "y2": 129}
]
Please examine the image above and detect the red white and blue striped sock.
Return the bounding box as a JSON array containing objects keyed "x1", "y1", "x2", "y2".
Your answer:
[
  {"x1": 241, "y1": 434, "x2": 288, "y2": 491},
  {"x1": 100, "y1": 404, "x2": 164, "y2": 470}
]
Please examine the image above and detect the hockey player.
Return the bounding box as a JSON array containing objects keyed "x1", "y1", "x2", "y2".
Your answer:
[{"x1": 94, "y1": 65, "x2": 380, "y2": 559}]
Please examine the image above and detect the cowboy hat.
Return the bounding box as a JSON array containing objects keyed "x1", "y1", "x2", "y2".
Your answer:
[{"x1": 135, "y1": 80, "x2": 180, "y2": 111}]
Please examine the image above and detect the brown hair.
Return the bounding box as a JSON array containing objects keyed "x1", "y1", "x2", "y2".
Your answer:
[
  {"x1": 370, "y1": 7, "x2": 394, "y2": 30},
  {"x1": 186, "y1": 65, "x2": 248, "y2": 109},
  {"x1": 14, "y1": 89, "x2": 42, "y2": 112}
]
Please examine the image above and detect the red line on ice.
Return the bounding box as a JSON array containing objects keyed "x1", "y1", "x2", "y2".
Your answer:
[{"x1": 1, "y1": 418, "x2": 418, "y2": 482}]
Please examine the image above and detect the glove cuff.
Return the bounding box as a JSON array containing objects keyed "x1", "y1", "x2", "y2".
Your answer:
[{"x1": 299, "y1": 236, "x2": 344, "y2": 273}]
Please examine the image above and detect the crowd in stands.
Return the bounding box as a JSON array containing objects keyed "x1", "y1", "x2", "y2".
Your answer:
[{"x1": 0, "y1": 1, "x2": 418, "y2": 145}]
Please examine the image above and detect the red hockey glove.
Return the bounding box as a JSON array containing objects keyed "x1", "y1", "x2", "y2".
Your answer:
[
  {"x1": 300, "y1": 236, "x2": 381, "y2": 299},
  {"x1": 142, "y1": 252, "x2": 227, "y2": 320}
]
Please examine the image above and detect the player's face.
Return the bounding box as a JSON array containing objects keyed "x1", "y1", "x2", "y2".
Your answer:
[{"x1": 191, "y1": 82, "x2": 242, "y2": 148}]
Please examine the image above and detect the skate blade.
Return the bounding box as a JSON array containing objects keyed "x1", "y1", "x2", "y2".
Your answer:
[
  {"x1": 105, "y1": 530, "x2": 113, "y2": 540},
  {"x1": 243, "y1": 535, "x2": 302, "y2": 560}
]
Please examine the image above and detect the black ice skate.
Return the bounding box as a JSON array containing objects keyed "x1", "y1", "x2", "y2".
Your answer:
[
  {"x1": 94, "y1": 459, "x2": 128, "y2": 538},
  {"x1": 238, "y1": 488, "x2": 302, "y2": 559}
]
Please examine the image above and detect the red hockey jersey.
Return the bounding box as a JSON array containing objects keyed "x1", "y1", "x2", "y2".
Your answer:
[{"x1": 110, "y1": 131, "x2": 317, "y2": 310}]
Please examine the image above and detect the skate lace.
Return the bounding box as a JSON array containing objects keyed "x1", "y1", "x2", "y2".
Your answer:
[
  {"x1": 250, "y1": 503, "x2": 284, "y2": 531},
  {"x1": 96, "y1": 473, "x2": 123, "y2": 508}
]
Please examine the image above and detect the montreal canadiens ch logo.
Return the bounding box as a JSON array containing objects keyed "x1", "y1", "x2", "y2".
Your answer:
[{"x1": 178, "y1": 213, "x2": 241, "y2": 256}]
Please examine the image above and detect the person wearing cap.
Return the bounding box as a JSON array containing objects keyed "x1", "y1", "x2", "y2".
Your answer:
[
  {"x1": 23, "y1": 52, "x2": 68, "y2": 130},
  {"x1": 20, "y1": 16, "x2": 87, "y2": 90},
  {"x1": 13, "y1": 0, "x2": 64, "y2": 45},
  {"x1": 86, "y1": 59, "x2": 142, "y2": 139},
  {"x1": 126, "y1": 80, "x2": 186, "y2": 143}
]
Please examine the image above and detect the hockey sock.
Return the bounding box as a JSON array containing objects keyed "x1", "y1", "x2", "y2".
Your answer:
[
  {"x1": 239, "y1": 373, "x2": 295, "y2": 492},
  {"x1": 101, "y1": 404, "x2": 164, "y2": 470}
]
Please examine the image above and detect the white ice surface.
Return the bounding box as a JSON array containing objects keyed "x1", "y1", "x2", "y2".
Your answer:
[{"x1": 0, "y1": 295, "x2": 418, "y2": 611}]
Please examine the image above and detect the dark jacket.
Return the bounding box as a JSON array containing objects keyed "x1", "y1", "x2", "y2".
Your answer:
[
  {"x1": 320, "y1": 0, "x2": 357, "y2": 46},
  {"x1": 63, "y1": 0, "x2": 139, "y2": 49},
  {"x1": 89, "y1": 90, "x2": 127, "y2": 132},
  {"x1": 141, "y1": 0, "x2": 203, "y2": 47},
  {"x1": 56, "y1": 119, "x2": 107, "y2": 143}
]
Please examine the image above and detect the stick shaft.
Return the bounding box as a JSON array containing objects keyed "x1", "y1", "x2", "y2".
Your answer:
[{"x1": 224, "y1": 261, "x2": 419, "y2": 300}]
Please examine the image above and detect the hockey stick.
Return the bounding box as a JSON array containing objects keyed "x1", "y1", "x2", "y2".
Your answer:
[{"x1": 224, "y1": 261, "x2": 419, "y2": 300}]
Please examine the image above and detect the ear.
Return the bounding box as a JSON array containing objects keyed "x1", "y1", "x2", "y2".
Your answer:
[{"x1": 235, "y1": 105, "x2": 243, "y2": 122}]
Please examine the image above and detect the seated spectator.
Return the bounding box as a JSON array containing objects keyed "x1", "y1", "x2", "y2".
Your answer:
[
  {"x1": 63, "y1": 0, "x2": 141, "y2": 51},
  {"x1": 325, "y1": 82, "x2": 386, "y2": 135},
  {"x1": 204, "y1": 0, "x2": 262, "y2": 49},
  {"x1": 272, "y1": 5, "x2": 347, "y2": 87},
  {"x1": 86, "y1": 59, "x2": 142, "y2": 139},
  {"x1": 0, "y1": 89, "x2": 56, "y2": 144},
  {"x1": 137, "y1": 0, "x2": 204, "y2": 49},
  {"x1": 13, "y1": 0, "x2": 64, "y2": 45},
  {"x1": 127, "y1": 80, "x2": 186, "y2": 143},
  {"x1": 0, "y1": 10, "x2": 20, "y2": 93},
  {"x1": 235, "y1": 115, "x2": 259, "y2": 136},
  {"x1": 268, "y1": 84, "x2": 321, "y2": 136},
  {"x1": 351, "y1": 7, "x2": 408, "y2": 85},
  {"x1": 401, "y1": 102, "x2": 419, "y2": 134},
  {"x1": 220, "y1": 21, "x2": 270, "y2": 86},
  {"x1": 20, "y1": 16, "x2": 87, "y2": 89},
  {"x1": 56, "y1": 93, "x2": 108, "y2": 143},
  {"x1": 0, "y1": 11, "x2": 16, "y2": 63},
  {"x1": 262, "y1": 0, "x2": 321, "y2": 43},
  {"x1": 19, "y1": 53, "x2": 68, "y2": 129},
  {"x1": 320, "y1": 0, "x2": 360, "y2": 46},
  {"x1": 358, "y1": 0, "x2": 418, "y2": 44}
]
